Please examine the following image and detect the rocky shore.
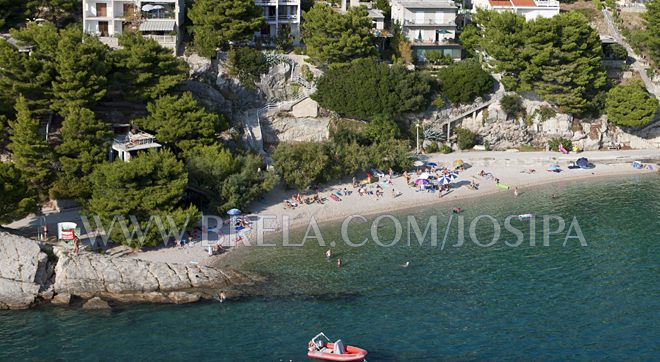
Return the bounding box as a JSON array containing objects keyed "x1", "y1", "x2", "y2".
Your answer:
[{"x1": 0, "y1": 231, "x2": 260, "y2": 310}]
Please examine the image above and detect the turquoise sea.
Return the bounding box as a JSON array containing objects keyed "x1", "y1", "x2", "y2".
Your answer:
[{"x1": 1, "y1": 174, "x2": 659, "y2": 361}]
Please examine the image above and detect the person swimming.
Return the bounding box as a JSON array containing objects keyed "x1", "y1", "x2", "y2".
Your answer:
[
  {"x1": 400, "y1": 261, "x2": 410, "y2": 268},
  {"x1": 453, "y1": 208, "x2": 462, "y2": 214},
  {"x1": 337, "y1": 257, "x2": 342, "y2": 268},
  {"x1": 325, "y1": 249, "x2": 332, "y2": 259}
]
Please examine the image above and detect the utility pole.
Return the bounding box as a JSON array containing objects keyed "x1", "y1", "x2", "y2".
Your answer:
[{"x1": 415, "y1": 122, "x2": 420, "y2": 154}]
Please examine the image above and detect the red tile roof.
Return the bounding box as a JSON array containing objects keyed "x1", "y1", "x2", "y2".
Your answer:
[{"x1": 511, "y1": 0, "x2": 537, "y2": 6}]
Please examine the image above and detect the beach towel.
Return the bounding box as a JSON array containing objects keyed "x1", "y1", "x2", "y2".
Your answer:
[{"x1": 559, "y1": 144, "x2": 568, "y2": 154}]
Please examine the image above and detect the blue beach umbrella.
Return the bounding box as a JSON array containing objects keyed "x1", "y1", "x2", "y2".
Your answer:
[
  {"x1": 227, "y1": 208, "x2": 241, "y2": 216},
  {"x1": 426, "y1": 162, "x2": 438, "y2": 168}
]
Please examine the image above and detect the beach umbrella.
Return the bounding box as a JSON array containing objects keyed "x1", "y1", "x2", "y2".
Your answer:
[
  {"x1": 141, "y1": 4, "x2": 154, "y2": 11},
  {"x1": 413, "y1": 160, "x2": 424, "y2": 167},
  {"x1": 415, "y1": 179, "x2": 430, "y2": 185},
  {"x1": 227, "y1": 208, "x2": 241, "y2": 216},
  {"x1": 448, "y1": 171, "x2": 459, "y2": 180},
  {"x1": 576, "y1": 157, "x2": 589, "y2": 169},
  {"x1": 453, "y1": 159, "x2": 464, "y2": 168},
  {"x1": 426, "y1": 162, "x2": 438, "y2": 168},
  {"x1": 419, "y1": 172, "x2": 430, "y2": 180},
  {"x1": 438, "y1": 176, "x2": 452, "y2": 185}
]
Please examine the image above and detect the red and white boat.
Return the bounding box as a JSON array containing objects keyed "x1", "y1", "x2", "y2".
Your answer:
[{"x1": 307, "y1": 333, "x2": 367, "y2": 362}]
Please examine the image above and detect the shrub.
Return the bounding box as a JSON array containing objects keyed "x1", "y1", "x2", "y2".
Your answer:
[
  {"x1": 432, "y1": 96, "x2": 445, "y2": 109},
  {"x1": 603, "y1": 43, "x2": 628, "y2": 60},
  {"x1": 605, "y1": 82, "x2": 659, "y2": 127},
  {"x1": 425, "y1": 50, "x2": 453, "y2": 65},
  {"x1": 439, "y1": 143, "x2": 452, "y2": 154},
  {"x1": 313, "y1": 59, "x2": 433, "y2": 120},
  {"x1": 272, "y1": 142, "x2": 329, "y2": 191},
  {"x1": 436, "y1": 59, "x2": 494, "y2": 104},
  {"x1": 227, "y1": 47, "x2": 270, "y2": 86},
  {"x1": 500, "y1": 94, "x2": 526, "y2": 119},
  {"x1": 537, "y1": 106, "x2": 556, "y2": 122},
  {"x1": 548, "y1": 137, "x2": 573, "y2": 152},
  {"x1": 302, "y1": 64, "x2": 314, "y2": 82},
  {"x1": 425, "y1": 142, "x2": 439, "y2": 153},
  {"x1": 363, "y1": 116, "x2": 401, "y2": 143},
  {"x1": 454, "y1": 128, "x2": 476, "y2": 150}
]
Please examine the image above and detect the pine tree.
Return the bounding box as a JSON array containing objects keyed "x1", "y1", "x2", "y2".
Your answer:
[
  {"x1": 110, "y1": 33, "x2": 187, "y2": 101},
  {"x1": 0, "y1": 22, "x2": 60, "y2": 114},
  {"x1": 643, "y1": 0, "x2": 660, "y2": 64},
  {"x1": 51, "y1": 107, "x2": 112, "y2": 199},
  {"x1": 8, "y1": 96, "x2": 51, "y2": 192},
  {"x1": 302, "y1": 5, "x2": 377, "y2": 65},
  {"x1": 84, "y1": 150, "x2": 200, "y2": 248},
  {"x1": 188, "y1": 0, "x2": 264, "y2": 57},
  {"x1": 605, "y1": 81, "x2": 659, "y2": 127},
  {"x1": 137, "y1": 92, "x2": 227, "y2": 152},
  {"x1": 0, "y1": 162, "x2": 37, "y2": 224},
  {"x1": 52, "y1": 29, "x2": 110, "y2": 111}
]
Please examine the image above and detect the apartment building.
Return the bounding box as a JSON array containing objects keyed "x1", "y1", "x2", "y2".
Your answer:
[
  {"x1": 82, "y1": 0, "x2": 185, "y2": 53},
  {"x1": 471, "y1": 0, "x2": 560, "y2": 20},
  {"x1": 391, "y1": 0, "x2": 462, "y2": 61},
  {"x1": 254, "y1": 0, "x2": 301, "y2": 41}
]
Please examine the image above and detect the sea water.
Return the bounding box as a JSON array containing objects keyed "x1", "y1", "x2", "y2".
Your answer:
[{"x1": 1, "y1": 174, "x2": 658, "y2": 361}]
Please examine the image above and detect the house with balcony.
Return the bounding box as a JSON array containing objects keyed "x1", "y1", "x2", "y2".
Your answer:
[
  {"x1": 471, "y1": 0, "x2": 560, "y2": 20},
  {"x1": 110, "y1": 125, "x2": 161, "y2": 162},
  {"x1": 82, "y1": 0, "x2": 185, "y2": 53},
  {"x1": 391, "y1": 0, "x2": 462, "y2": 62},
  {"x1": 254, "y1": 0, "x2": 301, "y2": 42}
]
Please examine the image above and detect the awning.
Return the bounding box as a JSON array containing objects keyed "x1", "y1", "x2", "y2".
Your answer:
[{"x1": 139, "y1": 19, "x2": 175, "y2": 32}]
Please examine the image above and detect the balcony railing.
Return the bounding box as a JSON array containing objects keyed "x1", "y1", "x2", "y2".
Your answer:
[
  {"x1": 255, "y1": 0, "x2": 278, "y2": 4},
  {"x1": 411, "y1": 38, "x2": 458, "y2": 45},
  {"x1": 264, "y1": 14, "x2": 299, "y2": 22},
  {"x1": 404, "y1": 19, "x2": 456, "y2": 26}
]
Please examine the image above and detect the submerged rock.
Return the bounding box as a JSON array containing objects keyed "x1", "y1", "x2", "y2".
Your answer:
[{"x1": 82, "y1": 297, "x2": 111, "y2": 310}]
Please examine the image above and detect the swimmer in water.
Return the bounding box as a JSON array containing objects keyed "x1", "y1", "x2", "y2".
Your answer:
[
  {"x1": 325, "y1": 249, "x2": 332, "y2": 259},
  {"x1": 453, "y1": 208, "x2": 461, "y2": 214},
  {"x1": 401, "y1": 261, "x2": 410, "y2": 268},
  {"x1": 337, "y1": 257, "x2": 342, "y2": 268}
]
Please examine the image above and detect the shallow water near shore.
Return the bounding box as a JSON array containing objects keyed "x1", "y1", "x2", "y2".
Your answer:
[{"x1": 1, "y1": 174, "x2": 659, "y2": 361}]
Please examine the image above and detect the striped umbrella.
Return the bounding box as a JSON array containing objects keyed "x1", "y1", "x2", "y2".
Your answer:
[
  {"x1": 438, "y1": 176, "x2": 452, "y2": 185},
  {"x1": 448, "y1": 172, "x2": 459, "y2": 180}
]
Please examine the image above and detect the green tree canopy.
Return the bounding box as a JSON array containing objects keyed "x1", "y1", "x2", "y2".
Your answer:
[
  {"x1": 476, "y1": 10, "x2": 606, "y2": 114},
  {"x1": 137, "y1": 92, "x2": 227, "y2": 152},
  {"x1": 84, "y1": 150, "x2": 199, "y2": 248},
  {"x1": 185, "y1": 145, "x2": 277, "y2": 213},
  {"x1": 110, "y1": 33, "x2": 187, "y2": 101},
  {"x1": 643, "y1": 0, "x2": 660, "y2": 64},
  {"x1": 302, "y1": 5, "x2": 376, "y2": 65},
  {"x1": 437, "y1": 59, "x2": 494, "y2": 104},
  {"x1": 8, "y1": 96, "x2": 51, "y2": 192},
  {"x1": 51, "y1": 107, "x2": 112, "y2": 200},
  {"x1": 313, "y1": 59, "x2": 432, "y2": 120},
  {"x1": 0, "y1": 162, "x2": 37, "y2": 224},
  {"x1": 25, "y1": 0, "x2": 81, "y2": 24},
  {"x1": 0, "y1": 22, "x2": 60, "y2": 114},
  {"x1": 188, "y1": 0, "x2": 263, "y2": 57},
  {"x1": 272, "y1": 142, "x2": 329, "y2": 191},
  {"x1": 226, "y1": 47, "x2": 271, "y2": 86},
  {"x1": 605, "y1": 82, "x2": 659, "y2": 127},
  {"x1": 459, "y1": 23, "x2": 480, "y2": 58},
  {"x1": 52, "y1": 28, "x2": 111, "y2": 112}
]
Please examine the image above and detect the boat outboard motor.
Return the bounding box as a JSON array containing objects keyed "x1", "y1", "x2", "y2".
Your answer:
[{"x1": 333, "y1": 340, "x2": 346, "y2": 354}]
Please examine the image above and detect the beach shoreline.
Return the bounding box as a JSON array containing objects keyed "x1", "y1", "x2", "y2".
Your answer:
[{"x1": 240, "y1": 149, "x2": 660, "y2": 237}]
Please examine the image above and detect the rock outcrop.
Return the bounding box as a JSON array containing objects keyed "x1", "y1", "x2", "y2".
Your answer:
[
  {"x1": 262, "y1": 116, "x2": 330, "y2": 144},
  {"x1": 0, "y1": 231, "x2": 260, "y2": 310},
  {"x1": 51, "y1": 247, "x2": 254, "y2": 304},
  {"x1": 0, "y1": 232, "x2": 52, "y2": 309}
]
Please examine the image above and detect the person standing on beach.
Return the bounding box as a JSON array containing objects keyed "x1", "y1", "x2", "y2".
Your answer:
[
  {"x1": 73, "y1": 236, "x2": 80, "y2": 255},
  {"x1": 514, "y1": 187, "x2": 519, "y2": 197}
]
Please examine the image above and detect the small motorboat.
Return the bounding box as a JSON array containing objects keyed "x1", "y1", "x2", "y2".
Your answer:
[
  {"x1": 518, "y1": 214, "x2": 533, "y2": 220},
  {"x1": 307, "y1": 333, "x2": 367, "y2": 362}
]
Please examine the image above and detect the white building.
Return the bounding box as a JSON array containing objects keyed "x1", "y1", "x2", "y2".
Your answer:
[
  {"x1": 110, "y1": 128, "x2": 161, "y2": 162},
  {"x1": 254, "y1": 0, "x2": 301, "y2": 41},
  {"x1": 391, "y1": 0, "x2": 462, "y2": 61},
  {"x1": 82, "y1": 0, "x2": 185, "y2": 53},
  {"x1": 471, "y1": 0, "x2": 560, "y2": 21}
]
